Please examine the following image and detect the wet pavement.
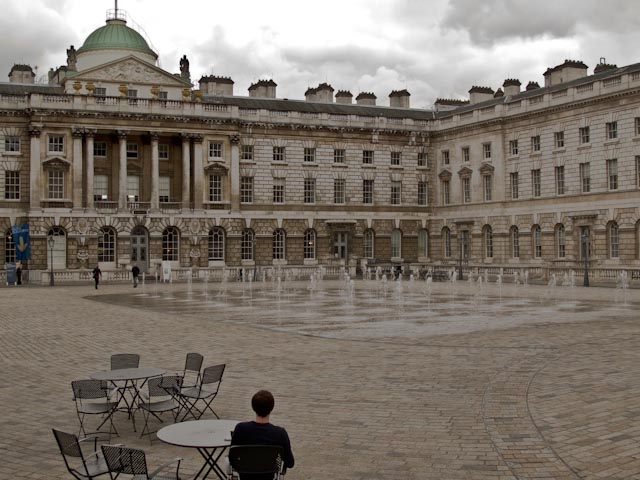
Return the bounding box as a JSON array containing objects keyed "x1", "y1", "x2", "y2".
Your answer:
[{"x1": 2, "y1": 278, "x2": 640, "y2": 479}]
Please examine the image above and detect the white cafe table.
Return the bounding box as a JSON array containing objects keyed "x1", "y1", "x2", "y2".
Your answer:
[{"x1": 157, "y1": 419, "x2": 239, "y2": 480}]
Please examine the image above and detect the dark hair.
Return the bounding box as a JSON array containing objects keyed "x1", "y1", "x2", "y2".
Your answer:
[{"x1": 251, "y1": 390, "x2": 275, "y2": 417}]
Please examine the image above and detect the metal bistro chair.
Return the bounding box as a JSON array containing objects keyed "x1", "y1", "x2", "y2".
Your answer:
[
  {"x1": 109, "y1": 353, "x2": 141, "y2": 412},
  {"x1": 178, "y1": 364, "x2": 225, "y2": 421},
  {"x1": 138, "y1": 375, "x2": 183, "y2": 443},
  {"x1": 228, "y1": 445, "x2": 285, "y2": 480},
  {"x1": 101, "y1": 445, "x2": 182, "y2": 480},
  {"x1": 71, "y1": 379, "x2": 119, "y2": 439},
  {"x1": 182, "y1": 352, "x2": 203, "y2": 389},
  {"x1": 52, "y1": 429, "x2": 110, "y2": 480}
]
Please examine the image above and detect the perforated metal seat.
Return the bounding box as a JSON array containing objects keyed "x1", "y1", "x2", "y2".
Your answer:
[
  {"x1": 52, "y1": 428, "x2": 110, "y2": 480},
  {"x1": 138, "y1": 375, "x2": 183, "y2": 443},
  {"x1": 178, "y1": 364, "x2": 225, "y2": 421},
  {"x1": 228, "y1": 445, "x2": 284, "y2": 480},
  {"x1": 101, "y1": 445, "x2": 182, "y2": 480},
  {"x1": 71, "y1": 379, "x2": 118, "y2": 439}
]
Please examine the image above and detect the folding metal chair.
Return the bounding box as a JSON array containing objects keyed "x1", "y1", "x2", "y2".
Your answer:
[
  {"x1": 101, "y1": 445, "x2": 182, "y2": 480},
  {"x1": 52, "y1": 429, "x2": 110, "y2": 480},
  {"x1": 182, "y1": 352, "x2": 203, "y2": 389},
  {"x1": 71, "y1": 379, "x2": 118, "y2": 439},
  {"x1": 178, "y1": 364, "x2": 225, "y2": 421},
  {"x1": 138, "y1": 375, "x2": 183, "y2": 442},
  {"x1": 228, "y1": 445, "x2": 284, "y2": 480}
]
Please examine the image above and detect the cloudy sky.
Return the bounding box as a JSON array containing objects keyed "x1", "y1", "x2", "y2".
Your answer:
[{"x1": 2, "y1": 0, "x2": 639, "y2": 108}]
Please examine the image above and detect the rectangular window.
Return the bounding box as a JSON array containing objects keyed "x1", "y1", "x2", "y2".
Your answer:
[
  {"x1": 579, "y1": 126, "x2": 590, "y2": 144},
  {"x1": 93, "y1": 141, "x2": 107, "y2": 157},
  {"x1": 606, "y1": 121, "x2": 618, "y2": 140},
  {"x1": 483, "y1": 143, "x2": 491, "y2": 160},
  {"x1": 93, "y1": 174, "x2": 108, "y2": 201},
  {"x1": 483, "y1": 175, "x2": 492, "y2": 201},
  {"x1": 48, "y1": 135, "x2": 64, "y2": 153},
  {"x1": 418, "y1": 152, "x2": 427, "y2": 167},
  {"x1": 554, "y1": 131, "x2": 564, "y2": 148},
  {"x1": 334, "y1": 149, "x2": 345, "y2": 164},
  {"x1": 509, "y1": 140, "x2": 518, "y2": 156},
  {"x1": 209, "y1": 174, "x2": 222, "y2": 202},
  {"x1": 462, "y1": 177, "x2": 471, "y2": 203},
  {"x1": 158, "y1": 144, "x2": 169, "y2": 161},
  {"x1": 273, "y1": 177, "x2": 285, "y2": 203},
  {"x1": 391, "y1": 152, "x2": 401, "y2": 166},
  {"x1": 390, "y1": 181, "x2": 401, "y2": 205},
  {"x1": 159, "y1": 176, "x2": 170, "y2": 202},
  {"x1": 418, "y1": 181, "x2": 428, "y2": 206},
  {"x1": 209, "y1": 141, "x2": 223, "y2": 160},
  {"x1": 607, "y1": 159, "x2": 618, "y2": 190},
  {"x1": 5, "y1": 136, "x2": 20, "y2": 152},
  {"x1": 510, "y1": 172, "x2": 519, "y2": 199},
  {"x1": 635, "y1": 118, "x2": 640, "y2": 136},
  {"x1": 304, "y1": 147, "x2": 316, "y2": 163},
  {"x1": 362, "y1": 150, "x2": 374, "y2": 164},
  {"x1": 532, "y1": 169, "x2": 541, "y2": 197},
  {"x1": 441, "y1": 150, "x2": 449, "y2": 165},
  {"x1": 363, "y1": 179, "x2": 374, "y2": 204},
  {"x1": 240, "y1": 176, "x2": 253, "y2": 203},
  {"x1": 531, "y1": 135, "x2": 541, "y2": 152},
  {"x1": 127, "y1": 175, "x2": 140, "y2": 202},
  {"x1": 157, "y1": 91, "x2": 168, "y2": 100},
  {"x1": 94, "y1": 87, "x2": 106, "y2": 97},
  {"x1": 461, "y1": 147, "x2": 469, "y2": 163},
  {"x1": 334, "y1": 179, "x2": 346, "y2": 204},
  {"x1": 48, "y1": 170, "x2": 64, "y2": 199},
  {"x1": 555, "y1": 166, "x2": 565, "y2": 195},
  {"x1": 442, "y1": 180, "x2": 450, "y2": 205},
  {"x1": 241, "y1": 145, "x2": 254, "y2": 161},
  {"x1": 273, "y1": 146, "x2": 286, "y2": 162},
  {"x1": 127, "y1": 89, "x2": 138, "y2": 106},
  {"x1": 580, "y1": 163, "x2": 591, "y2": 193},
  {"x1": 126, "y1": 143, "x2": 138, "y2": 159},
  {"x1": 304, "y1": 178, "x2": 316, "y2": 204},
  {"x1": 4, "y1": 170, "x2": 20, "y2": 200}
]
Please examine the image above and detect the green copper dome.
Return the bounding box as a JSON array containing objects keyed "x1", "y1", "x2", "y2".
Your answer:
[{"x1": 78, "y1": 19, "x2": 157, "y2": 58}]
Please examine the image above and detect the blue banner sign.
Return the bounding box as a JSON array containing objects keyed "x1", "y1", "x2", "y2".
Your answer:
[{"x1": 11, "y1": 224, "x2": 30, "y2": 261}]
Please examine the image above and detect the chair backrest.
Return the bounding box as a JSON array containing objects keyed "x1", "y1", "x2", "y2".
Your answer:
[
  {"x1": 184, "y1": 352, "x2": 203, "y2": 373},
  {"x1": 72, "y1": 379, "x2": 108, "y2": 400},
  {"x1": 52, "y1": 428, "x2": 83, "y2": 459},
  {"x1": 102, "y1": 445, "x2": 148, "y2": 477},
  {"x1": 111, "y1": 353, "x2": 140, "y2": 370},
  {"x1": 147, "y1": 375, "x2": 182, "y2": 398},
  {"x1": 201, "y1": 364, "x2": 225, "y2": 386},
  {"x1": 228, "y1": 445, "x2": 283, "y2": 475}
]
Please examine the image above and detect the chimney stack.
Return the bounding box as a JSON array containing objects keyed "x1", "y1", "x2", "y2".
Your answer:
[
  {"x1": 502, "y1": 79, "x2": 521, "y2": 96},
  {"x1": 335, "y1": 90, "x2": 353, "y2": 104},
  {"x1": 356, "y1": 92, "x2": 377, "y2": 106},
  {"x1": 248, "y1": 79, "x2": 277, "y2": 98},
  {"x1": 468, "y1": 86, "x2": 494, "y2": 104},
  {"x1": 389, "y1": 89, "x2": 410, "y2": 108}
]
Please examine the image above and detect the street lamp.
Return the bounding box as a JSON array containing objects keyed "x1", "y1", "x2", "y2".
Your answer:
[
  {"x1": 47, "y1": 234, "x2": 55, "y2": 287},
  {"x1": 457, "y1": 235, "x2": 464, "y2": 280},
  {"x1": 582, "y1": 230, "x2": 589, "y2": 287}
]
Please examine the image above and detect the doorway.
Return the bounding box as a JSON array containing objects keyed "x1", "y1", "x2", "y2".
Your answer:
[
  {"x1": 130, "y1": 226, "x2": 148, "y2": 272},
  {"x1": 333, "y1": 232, "x2": 348, "y2": 260}
]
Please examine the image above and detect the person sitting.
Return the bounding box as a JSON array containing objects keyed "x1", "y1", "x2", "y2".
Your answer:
[{"x1": 230, "y1": 390, "x2": 294, "y2": 479}]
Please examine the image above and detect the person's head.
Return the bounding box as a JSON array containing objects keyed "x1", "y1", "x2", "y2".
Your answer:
[{"x1": 251, "y1": 390, "x2": 275, "y2": 418}]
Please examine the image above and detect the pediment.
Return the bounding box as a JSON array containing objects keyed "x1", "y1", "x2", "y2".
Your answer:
[
  {"x1": 204, "y1": 163, "x2": 229, "y2": 174},
  {"x1": 43, "y1": 157, "x2": 71, "y2": 170},
  {"x1": 457, "y1": 166, "x2": 473, "y2": 177},
  {"x1": 479, "y1": 162, "x2": 495, "y2": 175},
  {"x1": 438, "y1": 169, "x2": 452, "y2": 181},
  {"x1": 68, "y1": 56, "x2": 189, "y2": 87}
]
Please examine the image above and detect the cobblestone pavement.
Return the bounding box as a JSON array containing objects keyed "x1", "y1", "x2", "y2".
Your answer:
[{"x1": 1, "y1": 280, "x2": 640, "y2": 479}]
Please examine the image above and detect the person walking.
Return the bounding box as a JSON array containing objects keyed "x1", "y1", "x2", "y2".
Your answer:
[
  {"x1": 92, "y1": 265, "x2": 102, "y2": 289},
  {"x1": 131, "y1": 264, "x2": 140, "y2": 288},
  {"x1": 16, "y1": 263, "x2": 22, "y2": 285}
]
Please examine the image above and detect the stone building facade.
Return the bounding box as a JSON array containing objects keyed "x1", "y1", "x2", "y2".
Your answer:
[{"x1": 1, "y1": 11, "x2": 640, "y2": 282}]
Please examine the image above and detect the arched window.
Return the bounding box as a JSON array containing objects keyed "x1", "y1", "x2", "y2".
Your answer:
[
  {"x1": 510, "y1": 226, "x2": 520, "y2": 258},
  {"x1": 418, "y1": 229, "x2": 429, "y2": 258},
  {"x1": 303, "y1": 229, "x2": 316, "y2": 260},
  {"x1": 483, "y1": 225, "x2": 493, "y2": 258},
  {"x1": 391, "y1": 229, "x2": 402, "y2": 258},
  {"x1": 162, "y1": 226, "x2": 180, "y2": 261},
  {"x1": 273, "y1": 229, "x2": 286, "y2": 260},
  {"x1": 363, "y1": 229, "x2": 374, "y2": 259},
  {"x1": 4, "y1": 229, "x2": 15, "y2": 264},
  {"x1": 241, "y1": 229, "x2": 254, "y2": 261},
  {"x1": 208, "y1": 228, "x2": 225, "y2": 261},
  {"x1": 533, "y1": 225, "x2": 542, "y2": 258},
  {"x1": 556, "y1": 224, "x2": 566, "y2": 258},
  {"x1": 609, "y1": 222, "x2": 619, "y2": 258},
  {"x1": 98, "y1": 227, "x2": 116, "y2": 263},
  {"x1": 48, "y1": 226, "x2": 67, "y2": 269},
  {"x1": 442, "y1": 227, "x2": 451, "y2": 258}
]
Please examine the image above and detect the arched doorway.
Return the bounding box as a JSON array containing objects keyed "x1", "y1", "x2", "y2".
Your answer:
[
  {"x1": 130, "y1": 225, "x2": 148, "y2": 272},
  {"x1": 47, "y1": 226, "x2": 66, "y2": 270}
]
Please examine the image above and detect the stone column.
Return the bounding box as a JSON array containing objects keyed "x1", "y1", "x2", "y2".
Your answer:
[
  {"x1": 150, "y1": 132, "x2": 160, "y2": 210},
  {"x1": 117, "y1": 130, "x2": 128, "y2": 209},
  {"x1": 72, "y1": 128, "x2": 84, "y2": 209},
  {"x1": 181, "y1": 133, "x2": 191, "y2": 209},
  {"x1": 192, "y1": 134, "x2": 204, "y2": 209},
  {"x1": 28, "y1": 126, "x2": 42, "y2": 210},
  {"x1": 229, "y1": 134, "x2": 241, "y2": 212},
  {"x1": 85, "y1": 129, "x2": 95, "y2": 209}
]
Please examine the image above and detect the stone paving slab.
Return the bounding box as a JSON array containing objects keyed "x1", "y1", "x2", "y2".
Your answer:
[{"x1": 1, "y1": 281, "x2": 640, "y2": 479}]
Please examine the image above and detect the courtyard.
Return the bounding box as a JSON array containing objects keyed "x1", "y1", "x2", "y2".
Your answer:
[{"x1": 1, "y1": 278, "x2": 640, "y2": 479}]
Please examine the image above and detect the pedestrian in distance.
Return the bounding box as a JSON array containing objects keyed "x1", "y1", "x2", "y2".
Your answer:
[
  {"x1": 131, "y1": 263, "x2": 140, "y2": 288},
  {"x1": 16, "y1": 263, "x2": 22, "y2": 285},
  {"x1": 92, "y1": 265, "x2": 102, "y2": 289}
]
